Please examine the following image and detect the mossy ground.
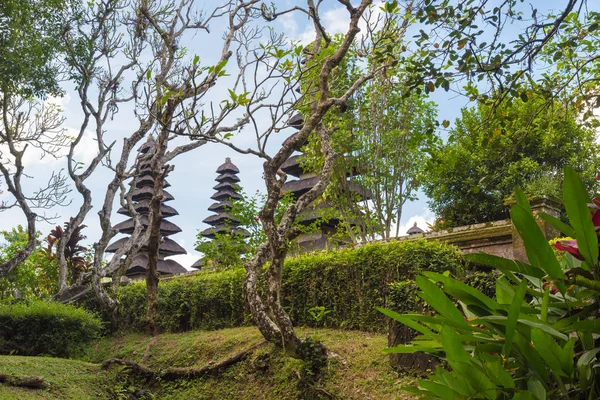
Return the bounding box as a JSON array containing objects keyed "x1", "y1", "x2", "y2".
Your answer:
[{"x1": 1, "y1": 326, "x2": 416, "y2": 399}]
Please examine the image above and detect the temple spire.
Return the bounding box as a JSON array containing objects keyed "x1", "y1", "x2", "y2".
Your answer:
[
  {"x1": 191, "y1": 158, "x2": 248, "y2": 269},
  {"x1": 106, "y1": 136, "x2": 187, "y2": 279}
]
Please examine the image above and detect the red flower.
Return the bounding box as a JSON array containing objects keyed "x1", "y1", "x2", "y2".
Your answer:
[
  {"x1": 553, "y1": 239, "x2": 585, "y2": 261},
  {"x1": 254, "y1": 217, "x2": 260, "y2": 221},
  {"x1": 542, "y1": 281, "x2": 559, "y2": 295}
]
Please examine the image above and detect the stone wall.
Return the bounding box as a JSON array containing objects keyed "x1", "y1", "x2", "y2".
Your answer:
[{"x1": 401, "y1": 197, "x2": 562, "y2": 263}]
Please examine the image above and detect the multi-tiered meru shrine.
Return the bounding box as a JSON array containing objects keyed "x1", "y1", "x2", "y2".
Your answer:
[
  {"x1": 280, "y1": 114, "x2": 369, "y2": 251},
  {"x1": 106, "y1": 136, "x2": 187, "y2": 279},
  {"x1": 191, "y1": 158, "x2": 249, "y2": 269}
]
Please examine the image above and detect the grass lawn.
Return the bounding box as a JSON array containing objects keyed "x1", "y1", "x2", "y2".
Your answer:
[{"x1": 1, "y1": 326, "x2": 417, "y2": 399}]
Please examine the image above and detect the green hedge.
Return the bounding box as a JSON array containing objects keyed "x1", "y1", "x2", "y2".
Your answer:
[
  {"x1": 117, "y1": 268, "x2": 250, "y2": 332},
  {"x1": 112, "y1": 239, "x2": 466, "y2": 333},
  {"x1": 0, "y1": 301, "x2": 103, "y2": 358}
]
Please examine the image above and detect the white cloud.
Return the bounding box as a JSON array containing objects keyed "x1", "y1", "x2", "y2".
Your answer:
[
  {"x1": 292, "y1": 1, "x2": 387, "y2": 44},
  {"x1": 46, "y1": 93, "x2": 71, "y2": 111},
  {"x1": 395, "y1": 208, "x2": 435, "y2": 237}
]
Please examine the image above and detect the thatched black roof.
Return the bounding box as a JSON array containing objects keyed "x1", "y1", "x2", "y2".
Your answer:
[
  {"x1": 281, "y1": 154, "x2": 304, "y2": 177},
  {"x1": 117, "y1": 200, "x2": 179, "y2": 217},
  {"x1": 201, "y1": 225, "x2": 249, "y2": 239},
  {"x1": 215, "y1": 173, "x2": 240, "y2": 183},
  {"x1": 132, "y1": 186, "x2": 174, "y2": 202},
  {"x1": 135, "y1": 176, "x2": 171, "y2": 189},
  {"x1": 216, "y1": 157, "x2": 240, "y2": 174},
  {"x1": 207, "y1": 201, "x2": 232, "y2": 212},
  {"x1": 125, "y1": 254, "x2": 187, "y2": 277},
  {"x1": 190, "y1": 258, "x2": 204, "y2": 270},
  {"x1": 281, "y1": 175, "x2": 320, "y2": 198},
  {"x1": 287, "y1": 113, "x2": 304, "y2": 130},
  {"x1": 106, "y1": 237, "x2": 187, "y2": 256},
  {"x1": 212, "y1": 181, "x2": 237, "y2": 191},
  {"x1": 407, "y1": 222, "x2": 424, "y2": 235},
  {"x1": 210, "y1": 189, "x2": 242, "y2": 201},
  {"x1": 112, "y1": 216, "x2": 182, "y2": 236},
  {"x1": 138, "y1": 136, "x2": 155, "y2": 154},
  {"x1": 202, "y1": 213, "x2": 240, "y2": 226}
]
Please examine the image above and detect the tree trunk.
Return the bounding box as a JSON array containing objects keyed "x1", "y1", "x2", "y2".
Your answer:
[{"x1": 145, "y1": 132, "x2": 169, "y2": 337}]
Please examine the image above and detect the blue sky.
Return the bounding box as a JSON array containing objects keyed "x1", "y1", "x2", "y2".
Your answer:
[{"x1": 0, "y1": 0, "x2": 592, "y2": 268}]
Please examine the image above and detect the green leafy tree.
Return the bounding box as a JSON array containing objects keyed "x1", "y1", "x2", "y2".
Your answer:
[
  {"x1": 422, "y1": 93, "x2": 600, "y2": 227},
  {"x1": 195, "y1": 190, "x2": 295, "y2": 270},
  {"x1": 0, "y1": 0, "x2": 75, "y2": 278},
  {"x1": 380, "y1": 167, "x2": 600, "y2": 399},
  {"x1": 0, "y1": 226, "x2": 58, "y2": 301},
  {"x1": 337, "y1": 74, "x2": 438, "y2": 240}
]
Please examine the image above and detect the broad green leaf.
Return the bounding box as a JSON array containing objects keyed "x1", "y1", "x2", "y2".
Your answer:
[
  {"x1": 422, "y1": 272, "x2": 500, "y2": 311},
  {"x1": 416, "y1": 276, "x2": 465, "y2": 323},
  {"x1": 441, "y1": 326, "x2": 470, "y2": 365},
  {"x1": 514, "y1": 391, "x2": 534, "y2": 400},
  {"x1": 465, "y1": 253, "x2": 545, "y2": 278},
  {"x1": 514, "y1": 186, "x2": 532, "y2": 214},
  {"x1": 496, "y1": 276, "x2": 515, "y2": 305},
  {"x1": 510, "y1": 205, "x2": 565, "y2": 279},
  {"x1": 419, "y1": 380, "x2": 461, "y2": 399},
  {"x1": 402, "y1": 314, "x2": 487, "y2": 333},
  {"x1": 434, "y1": 367, "x2": 473, "y2": 397},
  {"x1": 527, "y1": 378, "x2": 547, "y2": 400},
  {"x1": 503, "y1": 280, "x2": 527, "y2": 356},
  {"x1": 479, "y1": 355, "x2": 515, "y2": 389},
  {"x1": 478, "y1": 316, "x2": 569, "y2": 341},
  {"x1": 538, "y1": 213, "x2": 576, "y2": 238},
  {"x1": 563, "y1": 166, "x2": 598, "y2": 267},
  {"x1": 577, "y1": 348, "x2": 600, "y2": 368},
  {"x1": 376, "y1": 307, "x2": 434, "y2": 335},
  {"x1": 514, "y1": 333, "x2": 550, "y2": 381},
  {"x1": 383, "y1": 345, "x2": 441, "y2": 354},
  {"x1": 540, "y1": 286, "x2": 550, "y2": 323},
  {"x1": 531, "y1": 328, "x2": 566, "y2": 377},
  {"x1": 559, "y1": 338, "x2": 576, "y2": 377}
]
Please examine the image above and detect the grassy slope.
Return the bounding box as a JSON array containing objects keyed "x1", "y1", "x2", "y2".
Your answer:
[
  {"x1": 1, "y1": 327, "x2": 416, "y2": 399},
  {"x1": 0, "y1": 357, "x2": 108, "y2": 399}
]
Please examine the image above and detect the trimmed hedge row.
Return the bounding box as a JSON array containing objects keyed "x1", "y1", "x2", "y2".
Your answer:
[
  {"x1": 117, "y1": 268, "x2": 250, "y2": 332},
  {"x1": 112, "y1": 239, "x2": 467, "y2": 333},
  {"x1": 0, "y1": 301, "x2": 103, "y2": 358}
]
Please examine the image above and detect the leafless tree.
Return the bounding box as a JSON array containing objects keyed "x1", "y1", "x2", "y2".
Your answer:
[
  {"x1": 195, "y1": 0, "x2": 412, "y2": 357},
  {"x1": 51, "y1": 0, "x2": 299, "y2": 336},
  {"x1": 0, "y1": 97, "x2": 71, "y2": 277}
]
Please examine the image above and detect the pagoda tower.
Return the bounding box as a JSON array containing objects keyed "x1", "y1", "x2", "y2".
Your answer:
[
  {"x1": 191, "y1": 158, "x2": 248, "y2": 269},
  {"x1": 106, "y1": 136, "x2": 187, "y2": 279},
  {"x1": 280, "y1": 114, "x2": 369, "y2": 251}
]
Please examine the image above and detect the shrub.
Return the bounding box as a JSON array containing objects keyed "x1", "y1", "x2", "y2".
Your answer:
[
  {"x1": 381, "y1": 167, "x2": 600, "y2": 399},
  {"x1": 110, "y1": 239, "x2": 465, "y2": 333},
  {"x1": 116, "y1": 268, "x2": 250, "y2": 332},
  {"x1": 0, "y1": 301, "x2": 103, "y2": 358}
]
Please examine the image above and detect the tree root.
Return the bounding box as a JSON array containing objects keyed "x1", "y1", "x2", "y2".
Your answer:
[
  {"x1": 0, "y1": 374, "x2": 49, "y2": 389},
  {"x1": 102, "y1": 340, "x2": 267, "y2": 380},
  {"x1": 141, "y1": 336, "x2": 159, "y2": 365}
]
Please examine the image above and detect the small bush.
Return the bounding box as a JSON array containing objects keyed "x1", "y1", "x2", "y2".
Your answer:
[{"x1": 0, "y1": 301, "x2": 103, "y2": 358}]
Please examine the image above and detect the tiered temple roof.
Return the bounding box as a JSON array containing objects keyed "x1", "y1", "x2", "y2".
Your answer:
[
  {"x1": 106, "y1": 136, "x2": 187, "y2": 279},
  {"x1": 280, "y1": 113, "x2": 370, "y2": 250},
  {"x1": 191, "y1": 158, "x2": 248, "y2": 269}
]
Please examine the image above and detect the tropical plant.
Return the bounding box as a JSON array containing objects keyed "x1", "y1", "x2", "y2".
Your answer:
[
  {"x1": 380, "y1": 166, "x2": 600, "y2": 399},
  {"x1": 46, "y1": 220, "x2": 91, "y2": 285}
]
